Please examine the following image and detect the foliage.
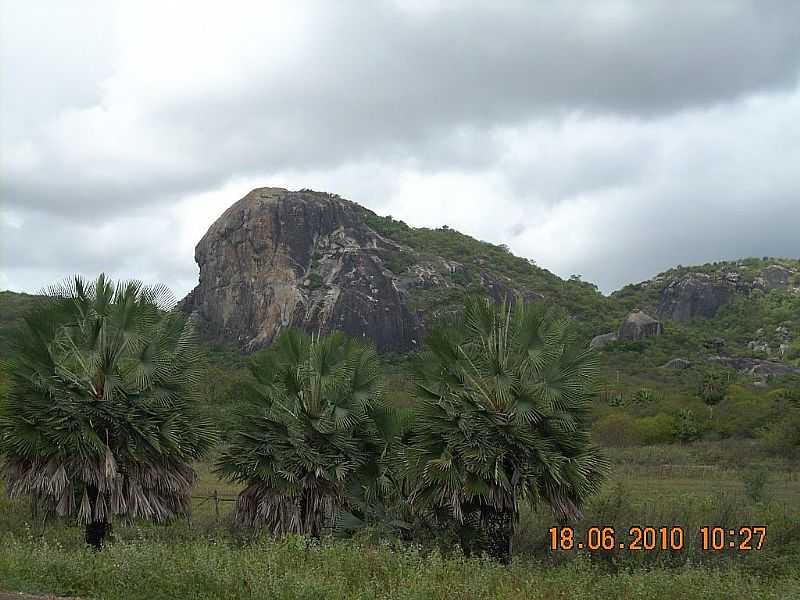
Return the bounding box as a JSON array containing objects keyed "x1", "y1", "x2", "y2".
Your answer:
[
  {"x1": 760, "y1": 407, "x2": 800, "y2": 457},
  {"x1": 631, "y1": 387, "x2": 655, "y2": 404},
  {"x1": 0, "y1": 291, "x2": 42, "y2": 356},
  {"x1": 216, "y1": 330, "x2": 399, "y2": 536},
  {"x1": 405, "y1": 296, "x2": 608, "y2": 560},
  {"x1": 673, "y1": 409, "x2": 701, "y2": 442},
  {"x1": 697, "y1": 367, "x2": 732, "y2": 419},
  {"x1": 592, "y1": 413, "x2": 676, "y2": 446},
  {"x1": 360, "y1": 211, "x2": 615, "y2": 338},
  {"x1": 3, "y1": 535, "x2": 798, "y2": 600},
  {"x1": 0, "y1": 275, "x2": 216, "y2": 546},
  {"x1": 741, "y1": 468, "x2": 770, "y2": 504}
]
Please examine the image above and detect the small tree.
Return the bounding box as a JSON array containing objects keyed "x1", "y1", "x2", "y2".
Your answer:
[
  {"x1": 0, "y1": 275, "x2": 216, "y2": 548},
  {"x1": 216, "y1": 330, "x2": 395, "y2": 537},
  {"x1": 404, "y1": 296, "x2": 609, "y2": 562},
  {"x1": 698, "y1": 368, "x2": 730, "y2": 419}
]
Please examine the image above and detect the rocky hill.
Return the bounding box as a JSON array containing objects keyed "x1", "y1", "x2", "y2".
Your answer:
[
  {"x1": 178, "y1": 188, "x2": 800, "y2": 365},
  {"x1": 1, "y1": 188, "x2": 798, "y2": 373},
  {"x1": 179, "y1": 187, "x2": 610, "y2": 352}
]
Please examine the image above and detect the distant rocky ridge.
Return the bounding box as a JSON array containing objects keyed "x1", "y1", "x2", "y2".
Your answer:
[
  {"x1": 178, "y1": 187, "x2": 800, "y2": 361},
  {"x1": 618, "y1": 263, "x2": 799, "y2": 324}
]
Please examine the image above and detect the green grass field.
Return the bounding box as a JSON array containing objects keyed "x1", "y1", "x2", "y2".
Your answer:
[{"x1": 2, "y1": 441, "x2": 799, "y2": 599}]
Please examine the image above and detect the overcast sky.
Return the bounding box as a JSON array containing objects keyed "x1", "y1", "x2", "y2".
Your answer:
[{"x1": 2, "y1": 1, "x2": 799, "y2": 297}]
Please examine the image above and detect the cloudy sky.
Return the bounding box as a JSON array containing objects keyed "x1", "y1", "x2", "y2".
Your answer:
[{"x1": 2, "y1": 1, "x2": 799, "y2": 296}]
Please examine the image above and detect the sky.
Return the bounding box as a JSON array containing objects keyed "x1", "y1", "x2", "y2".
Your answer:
[{"x1": 2, "y1": 0, "x2": 800, "y2": 296}]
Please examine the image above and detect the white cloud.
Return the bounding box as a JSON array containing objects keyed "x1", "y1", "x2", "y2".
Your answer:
[{"x1": 2, "y1": 1, "x2": 800, "y2": 296}]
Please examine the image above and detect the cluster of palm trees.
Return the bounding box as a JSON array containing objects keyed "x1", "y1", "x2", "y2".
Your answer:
[{"x1": 0, "y1": 274, "x2": 608, "y2": 562}]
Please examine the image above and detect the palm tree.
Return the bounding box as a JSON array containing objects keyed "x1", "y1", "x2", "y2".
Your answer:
[
  {"x1": 0, "y1": 275, "x2": 216, "y2": 548},
  {"x1": 697, "y1": 368, "x2": 729, "y2": 419},
  {"x1": 404, "y1": 296, "x2": 609, "y2": 562},
  {"x1": 216, "y1": 329, "x2": 393, "y2": 537}
]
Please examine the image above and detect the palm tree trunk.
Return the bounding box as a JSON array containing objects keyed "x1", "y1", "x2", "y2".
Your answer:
[
  {"x1": 84, "y1": 484, "x2": 110, "y2": 550},
  {"x1": 85, "y1": 519, "x2": 109, "y2": 550},
  {"x1": 481, "y1": 505, "x2": 513, "y2": 563}
]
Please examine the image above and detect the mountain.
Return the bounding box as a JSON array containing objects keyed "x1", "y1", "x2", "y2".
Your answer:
[
  {"x1": 181, "y1": 187, "x2": 800, "y2": 369},
  {"x1": 2, "y1": 188, "x2": 798, "y2": 376}
]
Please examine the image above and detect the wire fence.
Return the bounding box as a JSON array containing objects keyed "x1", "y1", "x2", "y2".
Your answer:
[{"x1": 191, "y1": 490, "x2": 238, "y2": 522}]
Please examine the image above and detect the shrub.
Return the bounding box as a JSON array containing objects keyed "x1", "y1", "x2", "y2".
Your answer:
[
  {"x1": 741, "y1": 468, "x2": 770, "y2": 504},
  {"x1": 593, "y1": 413, "x2": 675, "y2": 446},
  {"x1": 673, "y1": 410, "x2": 701, "y2": 443}
]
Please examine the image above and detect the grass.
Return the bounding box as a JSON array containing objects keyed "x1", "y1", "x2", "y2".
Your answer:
[
  {"x1": 1, "y1": 441, "x2": 799, "y2": 599},
  {"x1": 2, "y1": 536, "x2": 799, "y2": 600}
]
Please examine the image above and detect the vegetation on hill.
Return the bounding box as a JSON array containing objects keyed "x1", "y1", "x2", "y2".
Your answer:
[
  {"x1": 0, "y1": 291, "x2": 41, "y2": 356},
  {"x1": 361, "y1": 211, "x2": 615, "y2": 337}
]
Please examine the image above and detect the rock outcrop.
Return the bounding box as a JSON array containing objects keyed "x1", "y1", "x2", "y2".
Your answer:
[
  {"x1": 656, "y1": 274, "x2": 734, "y2": 321},
  {"x1": 590, "y1": 332, "x2": 618, "y2": 349},
  {"x1": 757, "y1": 265, "x2": 792, "y2": 290},
  {"x1": 181, "y1": 187, "x2": 547, "y2": 353},
  {"x1": 618, "y1": 309, "x2": 662, "y2": 341},
  {"x1": 708, "y1": 356, "x2": 800, "y2": 379},
  {"x1": 181, "y1": 188, "x2": 421, "y2": 352},
  {"x1": 662, "y1": 358, "x2": 692, "y2": 369}
]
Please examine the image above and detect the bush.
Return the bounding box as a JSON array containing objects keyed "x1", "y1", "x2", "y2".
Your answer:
[
  {"x1": 593, "y1": 413, "x2": 675, "y2": 446},
  {"x1": 741, "y1": 468, "x2": 770, "y2": 504},
  {"x1": 715, "y1": 386, "x2": 777, "y2": 438},
  {"x1": 673, "y1": 409, "x2": 701, "y2": 442},
  {"x1": 760, "y1": 408, "x2": 800, "y2": 457}
]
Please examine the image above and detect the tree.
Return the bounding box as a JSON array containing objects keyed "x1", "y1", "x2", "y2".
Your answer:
[
  {"x1": 697, "y1": 368, "x2": 730, "y2": 419},
  {"x1": 0, "y1": 275, "x2": 216, "y2": 549},
  {"x1": 404, "y1": 296, "x2": 608, "y2": 562},
  {"x1": 216, "y1": 330, "x2": 395, "y2": 537}
]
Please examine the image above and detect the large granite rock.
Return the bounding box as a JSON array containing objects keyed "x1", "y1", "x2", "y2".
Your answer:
[
  {"x1": 590, "y1": 332, "x2": 618, "y2": 349},
  {"x1": 181, "y1": 187, "x2": 547, "y2": 353},
  {"x1": 656, "y1": 274, "x2": 734, "y2": 321},
  {"x1": 618, "y1": 309, "x2": 662, "y2": 341},
  {"x1": 181, "y1": 188, "x2": 421, "y2": 352},
  {"x1": 758, "y1": 265, "x2": 792, "y2": 290},
  {"x1": 708, "y1": 356, "x2": 800, "y2": 379}
]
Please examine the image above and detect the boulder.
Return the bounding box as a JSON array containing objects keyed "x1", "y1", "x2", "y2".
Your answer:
[
  {"x1": 656, "y1": 274, "x2": 734, "y2": 321},
  {"x1": 747, "y1": 340, "x2": 771, "y2": 354},
  {"x1": 708, "y1": 356, "x2": 800, "y2": 379},
  {"x1": 590, "y1": 332, "x2": 618, "y2": 349},
  {"x1": 759, "y1": 265, "x2": 792, "y2": 290},
  {"x1": 618, "y1": 309, "x2": 662, "y2": 341},
  {"x1": 662, "y1": 358, "x2": 692, "y2": 369}
]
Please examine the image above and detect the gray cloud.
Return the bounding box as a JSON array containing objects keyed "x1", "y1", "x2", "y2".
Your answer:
[{"x1": 2, "y1": 1, "x2": 800, "y2": 295}]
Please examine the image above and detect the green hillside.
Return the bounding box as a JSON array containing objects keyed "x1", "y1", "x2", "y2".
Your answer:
[
  {"x1": 2, "y1": 249, "x2": 799, "y2": 450},
  {"x1": 0, "y1": 291, "x2": 41, "y2": 356},
  {"x1": 361, "y1": 211, "x2": 615, "y2": 337}
]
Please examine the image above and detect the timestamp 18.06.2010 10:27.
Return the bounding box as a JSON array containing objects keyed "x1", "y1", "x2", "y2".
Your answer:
[{"x1": 548, "y1": 526, "x2": 767, "y2": 552}]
